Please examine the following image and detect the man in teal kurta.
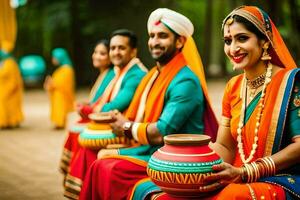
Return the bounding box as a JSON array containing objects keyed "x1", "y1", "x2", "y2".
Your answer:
[
  {"x1": 79, "y1": 8, "x2": 218, "y2": 200},
  {"x1": 63, "y1": 29, "x2": 147, "y2": 199},
  {"x1": 118, "y1": 66, "x2": 206, "y2": 161}
]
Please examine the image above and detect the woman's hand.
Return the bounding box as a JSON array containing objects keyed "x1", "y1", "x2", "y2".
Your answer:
[
  {"x1": 76, "y1": 103, "x2": 93, "y2": 119},
  {"x1": 43, "y1": 75, "x2": 54, "y2": 91},
  {"x1": 199, "y1": 162, "x2": 243, "y2": 192},
  {"x1": 97, "y1": 149, "x2": 118, "y2": 159}
]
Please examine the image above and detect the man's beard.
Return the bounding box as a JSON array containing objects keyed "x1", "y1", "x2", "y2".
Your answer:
[{"x1": 151, "y1": 45, "x2": 177, "y2": 66}]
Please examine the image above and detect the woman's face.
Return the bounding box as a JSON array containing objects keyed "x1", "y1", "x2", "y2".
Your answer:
[
  {"x1": 92, "y1": 43, "x2": 111, "y2": 69},
  {"x1": 223, "y1": 21, "x2": 265, "y2": 71},
  {"x1": 52, "y1": 57, "x2": 59, "y2": 66}
]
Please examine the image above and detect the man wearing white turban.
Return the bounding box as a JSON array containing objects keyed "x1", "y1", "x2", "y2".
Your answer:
[
  {"x1": 79, "y1": 8, "x2": 218, "y2": 200},
  {"x1": 147, "y1": 8, "x2": 194, "y2": 38}
]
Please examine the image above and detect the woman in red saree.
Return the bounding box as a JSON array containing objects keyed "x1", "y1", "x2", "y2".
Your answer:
[
  {"x1": 148, "y1": 5, "x2": 300, "y2": 200},
  {"x1": 59, "y1": 39, "x2": 115, "y2": 176}
]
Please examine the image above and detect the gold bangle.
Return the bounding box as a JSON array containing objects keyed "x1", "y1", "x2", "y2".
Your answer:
[
  {"x1": 266, "y1": 157, "x2": 276, "y2": 175},
  {"x1": 240, "y1": 166, "x2": 247, "y2": 182},
  {"x1": 220, "y1": 116, "x2": 230, "y2": 127},
  {"x1": 244, "y1": 163, "x2": 252, "y2": 183}
]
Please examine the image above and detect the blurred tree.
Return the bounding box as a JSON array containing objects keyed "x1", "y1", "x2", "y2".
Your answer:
[{"x1": 14, "y1": 0, "x2": 300, "y2": 87}]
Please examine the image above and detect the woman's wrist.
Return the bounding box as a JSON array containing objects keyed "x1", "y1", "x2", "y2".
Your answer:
[
  {"x1": 239, "y1": 166, "x2": 247, "y2": 182},
  {"x1": 240, "y1": 156, "x2": 276, "y2": 183}
]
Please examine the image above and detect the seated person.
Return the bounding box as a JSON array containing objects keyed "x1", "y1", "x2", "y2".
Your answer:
[{"x1": 79, "y1": 8, "x2": 218, "y2": 200}]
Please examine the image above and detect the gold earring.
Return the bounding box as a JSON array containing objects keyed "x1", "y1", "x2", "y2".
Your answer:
[{"x1": 261, "y1": 43, "x2": 271, "y2": 61}]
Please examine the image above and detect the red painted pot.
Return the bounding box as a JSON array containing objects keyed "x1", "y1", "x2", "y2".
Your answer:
[{"x1": 147, "y1": 134, "x2": 222, "y2": 198}]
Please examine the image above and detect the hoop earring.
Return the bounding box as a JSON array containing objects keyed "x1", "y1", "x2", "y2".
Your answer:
[{"x1": 261, "y1": 43, "x2": 271, "y2": 61}]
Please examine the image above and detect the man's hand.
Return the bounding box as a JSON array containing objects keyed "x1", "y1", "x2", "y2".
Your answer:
[{"x1": 109, "y1": 110, "x2": 130, "y2": 137}]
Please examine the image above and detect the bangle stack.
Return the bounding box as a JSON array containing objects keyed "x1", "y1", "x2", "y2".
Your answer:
[
  {"x1": 132, "y1": 122, "x2": 149, "y2": 145},
  {"x1": 241, "y1": 157, "x2": 276, "y2": 183}
]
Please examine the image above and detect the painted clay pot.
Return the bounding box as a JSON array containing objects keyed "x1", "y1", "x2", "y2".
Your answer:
[
  {"x1": 147, "y1": 134, "x2": 222, "y2": 198},
  {"x1": 78, "y1": 113, "x2": 132, "y2": 150}
]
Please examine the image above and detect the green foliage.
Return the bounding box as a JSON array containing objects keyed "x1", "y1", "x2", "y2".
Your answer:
[{"x1": 14, "y1": 0, "x2": 300, "y2": 85}]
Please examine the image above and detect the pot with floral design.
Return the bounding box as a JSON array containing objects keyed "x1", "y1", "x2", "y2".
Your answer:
[{"x1": 147, "y1": 134, "x2": 222, "y2": 198}]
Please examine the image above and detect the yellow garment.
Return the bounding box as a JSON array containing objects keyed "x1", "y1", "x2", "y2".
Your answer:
[
  {"x1": 0, "y1": 0, "x2": 17, "y2": 53},
  {"x1": 49, "y1": 65, "x2": 75, "y2": 128},
  {"x1": 0, "y1": 58, "x2": 23, "y2": 128}
]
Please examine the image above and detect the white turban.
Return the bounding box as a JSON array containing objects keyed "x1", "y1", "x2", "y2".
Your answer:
[{"x1": 147, "y1": 8, "x2": 194, "y2": 37}]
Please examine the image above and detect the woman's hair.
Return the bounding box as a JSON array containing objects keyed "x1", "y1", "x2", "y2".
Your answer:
[
  {"x1": 224, "y1": 15, "x2": 267, "y2": 41},
  {"x1": 95, "y1": 39, "x2": 110, "y2": 50}
]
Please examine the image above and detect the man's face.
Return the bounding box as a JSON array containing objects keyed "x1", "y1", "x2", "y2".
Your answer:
[
  {"x1": 109, "y1": 35, "x2": 136, "y2": 68},
  {"x1": 148, "y1": 23, "x2": 180, "y2": 65}
]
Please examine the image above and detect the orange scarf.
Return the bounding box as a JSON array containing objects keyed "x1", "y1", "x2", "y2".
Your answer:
[{"x1": 125, "y1": 53, "x2": 186, "y2": 122}]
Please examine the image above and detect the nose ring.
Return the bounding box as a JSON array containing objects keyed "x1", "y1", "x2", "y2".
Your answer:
[{"x1": 235, "y1": 47, "x2": 241, "y2": 51}]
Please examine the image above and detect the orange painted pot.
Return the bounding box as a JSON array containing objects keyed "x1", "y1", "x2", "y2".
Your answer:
[
  {"x1": 147, "y1": 134, "x2": 222, "y2": 198},
  {"x1": 78, "y1": 113, "x2": 131, "y2": 150}
]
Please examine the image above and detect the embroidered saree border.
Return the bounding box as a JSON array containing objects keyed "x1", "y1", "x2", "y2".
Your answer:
[{"x1": 264, "y1": 69, "x2": 300, "y2": 156}]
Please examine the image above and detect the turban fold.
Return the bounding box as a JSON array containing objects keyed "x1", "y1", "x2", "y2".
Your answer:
[{"x1": 147, "y1": 8, "x2": 194, "y2": 37}]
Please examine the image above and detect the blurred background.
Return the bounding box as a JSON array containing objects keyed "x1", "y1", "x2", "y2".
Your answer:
[
  {"x1": 1, "y1": 1, "x2": 299, "y2": 199},
  {"x1": 13, "y1": 0, "x2": 300, "y2": 87}
]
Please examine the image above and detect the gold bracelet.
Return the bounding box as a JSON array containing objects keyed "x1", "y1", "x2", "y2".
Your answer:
[{"x1": 244, "y1": 163, "x2": 252, "y2": 183}]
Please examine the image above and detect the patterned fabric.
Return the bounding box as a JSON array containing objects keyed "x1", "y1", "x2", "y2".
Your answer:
[
  {"x1": 143, "y1": 6, "x2": 300, "y2": 200},
  {"x1": 79, "y1": 53, "x2": 213, "y2": 200},
  {"x1": 63, "y1": 58, "x2": 147, "y2": 199}
]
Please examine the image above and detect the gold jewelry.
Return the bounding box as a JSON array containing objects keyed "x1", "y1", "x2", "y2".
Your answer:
[
  {"x1": 220, "y1": 116, "x2": 230, "y2": 127},
  {"x1": 226, "y1": 16, "x2": 234, "y2": 25},
  {"x1": 237, "y1": 63, "x2": 273, "y2": 164},
  {"x1": 261, "y1": 43, "x2": 271, "y2": 61},
  {"x1": 247, "y1": 73, "x2": 266, "y2": 89},
  {"x1": 246, "y1": 73, "x2": 266, "y2": 101},
  {"x1": 248, "y1": 88, "x2": 257, "y2": 101}
]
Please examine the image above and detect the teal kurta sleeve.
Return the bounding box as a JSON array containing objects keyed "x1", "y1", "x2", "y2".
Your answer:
[
  {"x1": 287, "y1": 78, "x2": 300, "y2": 138},
  {"x1": 156, "y1": 67, "x2": 205, "y2": 135},
  {"x1": 119, "y1": 67, "x2": 205, "y2": 160},
  {"x1": 101, "y1": 65, "x2": 146, "y2": 112}
]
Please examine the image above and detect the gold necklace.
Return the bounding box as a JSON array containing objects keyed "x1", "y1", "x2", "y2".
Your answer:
[
  {"x1": 247, "y1": 73, "x2": 266, "y2": 89},
  {"x1": 237, "y1": 63, "x2": 272, "y2": 164},
  {"x1": 246, "y1": 73, "x2": 266, "y2": 101}
]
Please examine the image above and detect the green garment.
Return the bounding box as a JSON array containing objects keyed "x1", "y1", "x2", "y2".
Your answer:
[
  {"x1": 90, "y1": 67, "x2": 115, "y2": 104},
  {"x1": 287, "y1": 79, "x2": 300, "y2": 138},
  {"x1": 157, "y1": 66, "x2": 204, "y2": 135},
  {"x1": 101, "y1": 63, "x2": 146, "y2": 112},
  {"x1": 119, "y1": 66, "x2": 205, "y2": 160}
]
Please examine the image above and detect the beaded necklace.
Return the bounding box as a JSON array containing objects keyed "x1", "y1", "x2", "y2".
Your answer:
[{"x1": 237, "y1": 63, "x2": 273, "y2": 164}]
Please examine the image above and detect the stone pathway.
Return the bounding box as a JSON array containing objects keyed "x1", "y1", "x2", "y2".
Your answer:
[{"x1": 0, "y1": 80, "x2": 226, "y2": 200}]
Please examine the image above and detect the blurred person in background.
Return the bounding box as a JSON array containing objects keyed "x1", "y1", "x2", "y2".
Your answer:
[
  {"x1": 44, "y1": 47, "x2": 75, "y2": 129},
  {"x1": 0, "y1": 41, "x2": 23, "y2": 129}
]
